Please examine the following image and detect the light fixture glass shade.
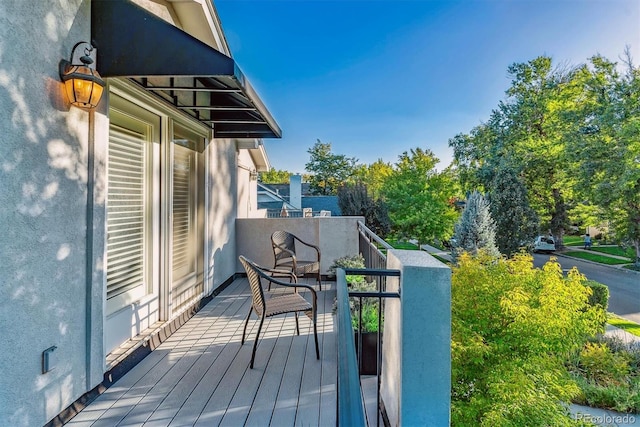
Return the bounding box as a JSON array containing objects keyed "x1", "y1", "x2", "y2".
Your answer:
[{"x1": 62, "y1": 64, "x2": 105, "y2": 109}]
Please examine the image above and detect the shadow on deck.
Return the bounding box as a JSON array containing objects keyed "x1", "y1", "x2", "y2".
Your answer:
[{"x1": 68, "y1": 278, "x2": 337, "y2": 427}]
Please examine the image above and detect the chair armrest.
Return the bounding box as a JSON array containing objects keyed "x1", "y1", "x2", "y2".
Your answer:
[
  {"x1": 259, "y1": 270, "x2": 318, "y2": 298},
  {"x1": 292, "y1": 235, "x2": 321, "y2": 261},
  {"x1": 273, "y1": 245, "x2": 296, "y2": 260},
  {"x1": 260, "y1": 266, "x2": 298, "y2": 283},
  {"x1": 273, "y1": 245, "x2": 299, "y2": 270}
]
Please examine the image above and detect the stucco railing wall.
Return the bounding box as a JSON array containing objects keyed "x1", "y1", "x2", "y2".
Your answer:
[
  {"x1": 235, "y1": 216, "x2": 364, "y2": 273},
  {"x1": 381, "y1": 249, "x2": 452, "y2": 426}
]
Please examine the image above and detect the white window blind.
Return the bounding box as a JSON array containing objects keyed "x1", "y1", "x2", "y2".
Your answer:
[
  {"x1": 172, "y1": 145, "x2": 196, "y2": 280},
  {"x1": 106, "y1": 126, "x2": 148, "y2": 300}
]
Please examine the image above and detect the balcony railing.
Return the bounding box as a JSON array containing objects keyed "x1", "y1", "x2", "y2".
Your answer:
[
  {"x1": 265, "y1": 208, "x2": 331, "y2": 218},
  {"x1": 336, "y1": 267, "x2": 401, "y2": 426},
  {"x1": 337, "y1": 220, "x2": 452, "y2": 426},
  {"x1": 236, "y1": 216, "x2": 451, "y2": 425},
  {"x1": 358, "y1": 220, "x2": 391, "y2": 271}
]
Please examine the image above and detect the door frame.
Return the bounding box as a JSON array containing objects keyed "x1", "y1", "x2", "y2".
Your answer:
[{"x1": 105, "y1": 79, "x2": 211, "y2": 354}]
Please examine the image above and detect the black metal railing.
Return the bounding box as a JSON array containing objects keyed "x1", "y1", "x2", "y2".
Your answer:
[
  {"x1": 357, "y1": 220, "x2": 393, "y2": 292},
  {"x1": 265, "y1": 209, "x2": 331, "y2": 218},
  {"x1": 336, "y1": 268, "x2": 401, "y2": 427},
  {"x1": 357, "y1": 220, "x2": 391, "y2": 269}
]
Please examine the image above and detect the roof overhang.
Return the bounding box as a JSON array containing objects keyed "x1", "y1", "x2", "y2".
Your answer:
[{"x1": 91, "y1": 0, "x2": 281, "y2": 139}]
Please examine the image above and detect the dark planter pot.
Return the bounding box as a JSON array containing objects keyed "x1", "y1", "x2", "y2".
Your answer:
[{"x1": 354, "y1": 331, "x2": 379, "y2": 375}]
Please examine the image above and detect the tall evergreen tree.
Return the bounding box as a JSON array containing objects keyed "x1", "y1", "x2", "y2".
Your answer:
[
  {"x1": 451, "y1": 191, "x2": 500, "y2": 260},
  {"x1": 488, "y1": 164, "x2": 539, "y2": 256}
]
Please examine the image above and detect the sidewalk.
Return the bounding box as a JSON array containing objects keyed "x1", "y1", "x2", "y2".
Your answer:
[
  {"x1": 604, "y1": 324, "x2": 640, "y2": 346},
  {"x1": 419, "y1": 243, "x2": 453, "y2": 262},
  {"x1": 561, "y1": 244, "x2": 635, "y2": 262}
]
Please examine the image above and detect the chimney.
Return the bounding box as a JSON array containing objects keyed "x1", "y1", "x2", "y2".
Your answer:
[{"x1": 290, "y1": 174, "x2": 302, "y2": 209}]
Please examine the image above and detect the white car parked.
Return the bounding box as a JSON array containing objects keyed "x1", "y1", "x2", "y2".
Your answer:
[{"x1": 533, "y1": 235, "x2": 556, "y2": 253}]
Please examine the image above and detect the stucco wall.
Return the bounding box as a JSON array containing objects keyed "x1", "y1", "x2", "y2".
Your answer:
[
  {"x1": 381, "y1": 250, "x2": 452, "y2": 426},
  {"x1": 236, "y1": 148, "x2": 262, "y2": 219},
  {"x1": 0, "y1": 1, "x2": 107, "y2": 425},
  {"x1": 236, "y1": 217, "x2": 364, "y2": 273},
  {"x1": 205, "y1": 138, "x2": 239, "y2": 294}
]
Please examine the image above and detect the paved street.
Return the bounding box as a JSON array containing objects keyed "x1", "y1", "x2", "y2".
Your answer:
[{"x1": 533, "y1": 253, "x2": 640, "y2": 324}]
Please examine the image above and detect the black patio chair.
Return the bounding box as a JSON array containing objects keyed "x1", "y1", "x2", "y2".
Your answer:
[
  {"x1": 271, "y1": 230, "x2": 322, "y2": 290},
  {"x1": 239, "y1": 255, "x2": 319, "y2": 369}
]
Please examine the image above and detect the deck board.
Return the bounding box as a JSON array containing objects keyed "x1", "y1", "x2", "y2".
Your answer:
[{"x1": 70, "y1": 278, "x2": 336, "y2": 427}]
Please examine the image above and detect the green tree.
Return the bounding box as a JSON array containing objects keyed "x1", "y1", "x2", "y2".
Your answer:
[
  {"x1": 305, "y1": 139, "x2": 358, "y2": 195},
  {"x1": 352, "y1": 159, "x2": 393, "y2": 199},
  {"x1": 564, "y1": 52, "x2": 640, "y2": 265},
  {"x1": 451, "y1": 191, "x2": 500, "y2": 260},
  {"x1": 381, "y1": 148, "x2": 458, "y2": 245},
  {"x1": 452, "y1": 253, "x2": 605, "y2": 426},
  {"x1": 488, "y1": 164, "x2": 539, "y2": 256},
  {"x1": 450, "y1": 56, "x2": 579, "y2": 244},
  {"x1": 337, "y1": 183, "x2": 391, "y2": 237},
  {"x1": 259, "y1": 167, "x2": 292, "y2": 184}
]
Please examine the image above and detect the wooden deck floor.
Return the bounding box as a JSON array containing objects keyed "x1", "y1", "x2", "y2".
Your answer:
[{"x1": 68, "y1": 278, "x2": 337, "y2": 427}]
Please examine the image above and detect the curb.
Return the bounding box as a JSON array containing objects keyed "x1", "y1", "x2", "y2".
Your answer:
[{"x1": 552, "y1": 251, "x2": 640, "y2": 276}]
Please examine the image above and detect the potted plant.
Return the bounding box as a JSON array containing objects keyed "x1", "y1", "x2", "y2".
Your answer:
[{"x1": 331, "y1": 255, "x2": 381, "y2": 375}]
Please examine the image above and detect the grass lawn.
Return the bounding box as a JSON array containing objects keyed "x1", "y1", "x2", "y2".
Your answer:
[
  {"x1": 563, "y1": 235, "x2": 585, "y2": 246},
  {"x1": 563, "y1": 251, "x2": 631, "y2": 265},
  {"x1": 608, "y1": 315, "x2": 640, "y2": 337},
  {"x1": 432, "y1": 254, "x2": 451, "y2": 264},
  {"x1": 590, "y1": 246, "x2": 635, "y2": 259},
  {"x1": 386, "y1": 240, "x2": 420, "y2": 250}
]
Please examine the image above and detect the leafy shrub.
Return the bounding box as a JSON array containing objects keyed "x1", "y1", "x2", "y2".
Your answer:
[
  {"x1": 569, "y1": 335, "x2": 640, "y2": 413},
  {"x1": 577, "y1": 342, "x2": 630, "y2": 386},
  {"x1": 451, "y1": 252, "x2": 606, "y2": 426},
  {"x1": 330, "y1": 254, "x2": 365, "y2": 273},
  {"x1": 354, "y1": 299, "x2": 380, "y2": 332},
  {"x1": 330, "y1": 254, "x2": 367, "y2": 285},
  {"x1": 572, "y1": 376, "x2": 640, "y2": 413},
  {"x1": 585, "y1": 280, "x2": 609, "y2": 310},
  {"x1": 331, "y1": 254, "x2": 380, "y2": 332}
]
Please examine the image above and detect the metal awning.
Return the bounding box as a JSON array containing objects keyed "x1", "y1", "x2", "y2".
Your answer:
[{"x1": 91, "y1": 0, "x2": 281, "y2": 139}]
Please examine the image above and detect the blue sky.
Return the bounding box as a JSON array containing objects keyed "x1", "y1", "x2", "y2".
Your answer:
[{"x1": 215, "y1": 0, "x2": 640, "y2": 174}]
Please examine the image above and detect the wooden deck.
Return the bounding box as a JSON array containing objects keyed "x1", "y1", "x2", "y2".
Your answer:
[{"x1": 67, "y1": 278, "x2": 337, "y2": 427}]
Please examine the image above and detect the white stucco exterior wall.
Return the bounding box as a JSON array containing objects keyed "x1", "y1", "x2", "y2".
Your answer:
[
  {"x1": 0, "y1": 1, "x2": 107, "y2": 425},
  {"x1": 237, "y1": 148, "x2": 262, "y2": 218},
  {"x1": 205, "y1": 138, "x2": 239, "y2": 293},
  {"x1": 0, "y1": 1, "x2": 275, "y2": 424}
]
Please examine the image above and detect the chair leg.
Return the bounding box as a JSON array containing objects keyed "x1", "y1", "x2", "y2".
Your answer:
[
  {"x1": 313, "y1": 317, "x2": 319, "y2": 360},
  {"x1": 295, "y1": 312, "x2": 300, "y2": 335},
  {"x1": 241, "y1": 307, "x2": 252, "y2": 345},
  {"x1": 316, "y1": 271, "x2": 322, "y2": 291},
  {"x1": 250, "y1": 315, "x2": 266, "y2": 369}
]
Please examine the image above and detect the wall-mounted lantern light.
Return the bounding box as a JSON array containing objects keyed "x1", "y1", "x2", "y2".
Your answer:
[
  {"x1": 250, "y1": 170, "x2": 259, "y2": 181},
  {"x1": 59, "y1": 42, "x2": 105, "y2": 109}
]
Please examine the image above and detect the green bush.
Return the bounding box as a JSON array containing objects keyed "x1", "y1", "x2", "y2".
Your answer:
[
  {"x1": 585, "y1": 280, "x2": 609, "y2": 310},
  {"x1": 330, "y1": 254, "x2": 367, "y2": 286},
  {"x1": 353, "y1": 299, "x2": 380, "y2": 332},
  {"x1": 331, "y1": 254, "x2": 380, "y2": 332},
  {"x1": 451, "y1": 252, "x2": 606, "y2": 426},
  {"x1": 578, "y1": 342, "x2": 630, "y2": 385},
  {"x1": 568, "y1": 335, "x2": 640, "y2": 413}
]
